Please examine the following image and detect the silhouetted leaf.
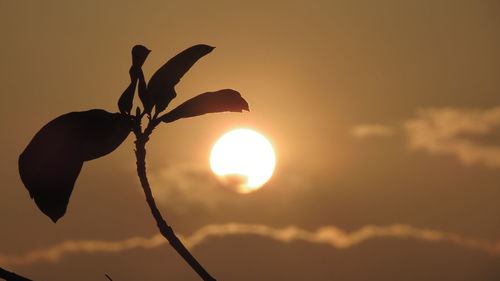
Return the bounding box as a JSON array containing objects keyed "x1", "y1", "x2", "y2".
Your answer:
[
  {"x1": 75, "y1": 110, "x2": 132, "y2": 161},
  {"x1": 160, "y1": 89, "x2": 249, "y2": 123},
  {"x1": 136, "y1": 67, "x2": 152, "y2": 114},
  {"x1": 19, "y1": 152, "x2": 83, "y2": 223},
  {"x1": 118, "y1": 79, "x2": 136, "y2": 114},
  {"x1": 148, "y1": 44, "x2": 215, "y2": 113},
  {"x1": 131, "y1": 45, "x2": 150, "y2": 69},
  {"x1": 119, "y1": 45, "x2": 151, "y2": 115},
  {"x1": 18, "y1": 109, "x2": 132, "y2": 222}
]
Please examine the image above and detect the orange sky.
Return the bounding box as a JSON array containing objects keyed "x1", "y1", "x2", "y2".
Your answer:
[{"x1": 1, "y1": 1, "x2": 500, "y2": 280}]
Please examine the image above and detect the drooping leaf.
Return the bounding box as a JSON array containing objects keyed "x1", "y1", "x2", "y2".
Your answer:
[
  {"x1": 18, "y1": 109, "x2": 132, "y2": 222},
  {"x1": 160, "y1": 89, "x2": 249, "y2": 123},
  {"x1": 19, "y1": 151, "x2": 83, "y2": 222},
  {"x1": 147, "y1": 44, "x2": 215, "y2": 113},
  {"x1": 74, "y1": 110, "x2": 132, "y2": 161}
]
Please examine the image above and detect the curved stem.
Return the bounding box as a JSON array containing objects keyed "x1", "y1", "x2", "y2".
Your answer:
[{"x1": 133, "y1": 131, "x2": 216, "y2": 281}]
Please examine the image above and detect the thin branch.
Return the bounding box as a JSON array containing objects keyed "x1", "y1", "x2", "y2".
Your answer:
[
  {"x1": 0, "y1": 267, "x2": 32, "y2": 281},
  {"x1": 104, "y1": 274, "x2": 113, "y2": 281},
  {"x1": 132, "y1": 118, "x2": 216, "y2": 281}
]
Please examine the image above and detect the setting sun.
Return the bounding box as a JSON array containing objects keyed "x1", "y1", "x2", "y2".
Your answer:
[{"x1": 210, "y1": 129, "x2": 276, "y2": 193}]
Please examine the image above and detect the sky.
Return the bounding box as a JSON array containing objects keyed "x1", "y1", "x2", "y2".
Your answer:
[{"x1": 1, "y1": 0, "x2": 499, "y2": 280}]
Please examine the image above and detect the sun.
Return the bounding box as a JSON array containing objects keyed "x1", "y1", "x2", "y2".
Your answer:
[{"x1": 210, "y1": 128, "x2": 276, "y2": 193}]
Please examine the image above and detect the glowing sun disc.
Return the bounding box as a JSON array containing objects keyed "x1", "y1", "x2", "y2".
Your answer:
[{"x1": 210, "y1": 129, "x2": 276, "y2": 193}]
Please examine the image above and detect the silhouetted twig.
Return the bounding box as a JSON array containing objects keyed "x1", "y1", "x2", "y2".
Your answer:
[
  {"x1": 104, "y1": 273, "x2": 113, "y2": 281},
  {"x1": 132, "y1": 117, "x2": 216, "y2": 281},
  {"x1": 0, "y1": 267, "x2": 32, "y2": 281},
  {"x1": 17, "y1": 44, "x2": 247, "y2": 280}
]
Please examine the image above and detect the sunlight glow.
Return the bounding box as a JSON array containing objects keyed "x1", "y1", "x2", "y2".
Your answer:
[{"x1": 210, "y1": 129, "x2": 276, "y2": 193}]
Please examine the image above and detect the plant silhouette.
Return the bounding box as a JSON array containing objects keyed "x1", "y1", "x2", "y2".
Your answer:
[{"x1": 17, "y1": 44, "x2": 249, "y2": 281}]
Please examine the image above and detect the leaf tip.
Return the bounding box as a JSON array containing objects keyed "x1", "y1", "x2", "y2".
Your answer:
[
  {"x1": 50, "y1": 216, "x2": 60, "y2": 223},
  {"x1": 228, "y1": 89, "x2": 249, "y2": 112},
  {"x1": 132, "y1": 45, "x2": 151, "y2": 68},
  {"x1": 132, "y1": 45, "x2": 151, "y2": 55},
  {"x1": 195, "y1": 44, "x2": 215, "y2": 53}
]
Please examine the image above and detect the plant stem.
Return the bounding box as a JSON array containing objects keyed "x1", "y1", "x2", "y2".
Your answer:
[
  {"x1": 133, "y1": 128, "x2": 216, "y2": 281},
  {"x1": 0, "y1": 267, "x2": 32, "y2": 281}
]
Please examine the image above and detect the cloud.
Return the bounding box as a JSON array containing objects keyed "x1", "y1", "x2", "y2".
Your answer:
[
  {"x1": 351, "y1": 124, "x2": 395, "y2": 139},
  {"x1": 148, "y1": 162, "x2": 312, "y2": 212},
  {"x1": 351, "y1": 107, "x2": 500, "y2": 168},
  {"x1": 404, "y1": 107, "x2": 500, "y2": 167},
  {"x1": 1, "y1": 223, "x2": 498, "y2": 267},
  {"x1": 148, "y1": 162, "x2": 234, "y2": 212},
  {"x1": 0, "y1": 235, "x2": 166, "y2": 267}
]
